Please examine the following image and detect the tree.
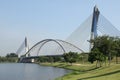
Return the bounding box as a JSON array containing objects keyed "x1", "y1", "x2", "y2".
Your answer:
[
  {"x1": 88, "y1": 48, "x2": 105, "y2": 67},
  {"x1": 113, "y1": 37, "x2": 120, "y2": 64},
  {"x1": 63, "y1": 52, "x2": 80, "y2": 65},
  {"x1": 78, "y1": 53, "x2": 89, "y2": 64},
  {"x1": 6, "y1": 53, "x2": 18, "y2": 58},
  {"x1": 91, "y1": 36, "x2": 116, "y2": 66},
  {"x1": 37, "y1": 56, "x2": 49, "y2": 62},
  {"x1": 4, "y1": 53, "x2": 18, "y2": 62},
  {"x1": 52, "y1": 56, "x2": 62, "y2": 62}
]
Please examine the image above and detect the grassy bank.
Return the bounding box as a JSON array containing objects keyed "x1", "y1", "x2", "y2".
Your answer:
[{"x1": 40, "y1": 63, "x2": 120, "y2": 80}]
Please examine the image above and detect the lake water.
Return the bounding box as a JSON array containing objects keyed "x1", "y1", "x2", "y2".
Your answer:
[{"x1": 0, "y1": 63, "x2": 70, "y2": 80}]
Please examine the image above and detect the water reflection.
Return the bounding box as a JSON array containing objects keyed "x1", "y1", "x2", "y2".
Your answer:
[{"x1": 0, "y1": 63, "x2": 70, "y2": 80}]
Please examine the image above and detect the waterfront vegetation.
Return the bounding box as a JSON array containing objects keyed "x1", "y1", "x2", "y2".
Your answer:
[
  {"x1": 40, "y1": 62, "x2": 120, "y2": 80},
  {"x1": 0, "y1": 36, "x2": 120, "y2": 80},
  {"x1": 0, "y1": 53, "x2": 18, "y2": 62},
  {"x1": 38, "y1": 36, "x2": 120, "y2": 80}
]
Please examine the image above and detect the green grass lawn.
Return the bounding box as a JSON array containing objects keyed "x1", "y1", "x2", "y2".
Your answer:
[{"x1": 40, "y1": 63, "x2": 120, "y2": 80}]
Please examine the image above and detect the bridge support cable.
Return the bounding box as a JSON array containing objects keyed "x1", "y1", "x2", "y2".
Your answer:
[
  {"x1": 66, "y1": 7, "x2": 120, "y2": 53},
  {"x1": 16, "y1": 41, "x2": 25, "y2": 55},
  {"x1": 36, "y1": 39, "x2": 66, "y2": 56},
  {"x1": 56, "y1": 39, "x2": 84, "y2": 52},
  {"x1": 66, "y1": 15, "x2": 93, "y2": 52},
  {"x1": 18, "y1": 6, "x2": 120, "y2": 58},
  {"x1": 97, "y1": 14, "x2": 120, "y2": 37},
  {"x1": 25, "y1": 39, "x2": 84, "y2": 56},
  {"x1": 16, "y1": 37, "x2": 29, "y2": 57}
]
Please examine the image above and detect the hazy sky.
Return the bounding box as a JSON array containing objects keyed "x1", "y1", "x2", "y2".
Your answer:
[{"x1": 0, "y1": 0, "x2": 120, "y2": 56}]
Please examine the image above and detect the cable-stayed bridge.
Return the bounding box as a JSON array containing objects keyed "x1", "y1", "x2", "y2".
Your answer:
[{"x1": 16, "y1": 6, "x2": 120, "y2": 62}]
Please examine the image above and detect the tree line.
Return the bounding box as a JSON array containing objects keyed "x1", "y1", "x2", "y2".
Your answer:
[
  {"x1": 37, "y1": 36, "x2": 120, "y2": 67},
  {"x1": 37, "y1": 52, "x2": 88, "y2": 65},
  {"x1": 0, "y1": 53, "x2": 18, "y2": 62},
  {"x1": 1, "y1": 35, "x2": 120, "y2": 66},
  {"x1": 88, "y1": 36, "x2": 120, "y2": 67}
]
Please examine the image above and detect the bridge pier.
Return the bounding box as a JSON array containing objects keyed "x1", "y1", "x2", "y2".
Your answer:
[
  {"x1": 19, "y1": 57, "x2": 35, "y2": 63},
  {"x1": 31, "y1": 59, "x2": 35, "y2": 63}
]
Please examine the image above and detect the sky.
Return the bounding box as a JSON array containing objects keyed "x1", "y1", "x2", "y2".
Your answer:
[{"x1": 0, "y1": 0, "x2": 120, "y2": 56}]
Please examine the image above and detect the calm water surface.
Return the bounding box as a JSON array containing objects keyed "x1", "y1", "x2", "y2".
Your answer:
[{"x1": 0, "y1": 63, "x2": 70, "y2": 80}]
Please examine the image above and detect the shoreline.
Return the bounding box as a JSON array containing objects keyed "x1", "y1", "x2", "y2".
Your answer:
[
  {"x1": 39, "y1": 62, "x2": 96, "y2": 80},
  {"x1": 39, "y1": 62, "x2": 120, "y2": 80}
]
